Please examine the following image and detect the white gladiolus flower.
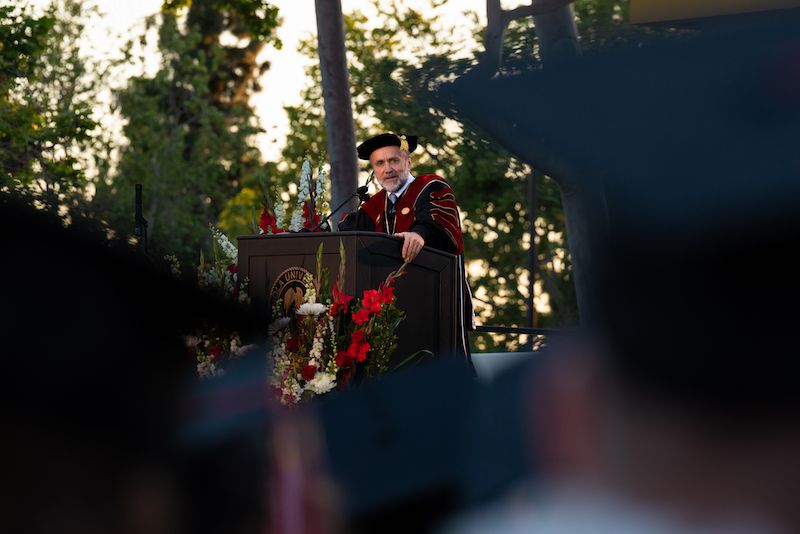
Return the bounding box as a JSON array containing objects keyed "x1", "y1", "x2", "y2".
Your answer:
[
  {"x1": 288, "y1": 157, "x2": 313, "y2": 232},
  {"x1": 288, "y1": 208, "x2": 304, "y2": 232},
  {"x1": 280, "y1": 377, "x2": 303, "y2": 405},
  {"x1": 309, "y1": 333, "x2": 324, "y2": 360},
  {"x1": 197, "y1": 360, "x2": 224, "y2": 379},
  {"x1": 316, "y1": 167, "x2": 326, "y2": 198},
  {"x1": 274, "y1": 202, "x2": 285, "y2": 228},
  {"x1": 305, "y1": 372, "x2": 337, "y2": 395},
  {"x1": 210, "y1": 225, "x2": 238, "y2": 263},
  {"x1": 302, "y1": 272, "x2": 316, "y2": 303},
  {"x1": 165, "y1": 254, "x2": 181, "y2": 277},
  {"x1": 296, "y1": 302, "x2": 327, "y2": 316},
  {"x1": 297, "y1": 161, "x2": 311, "y2": 205}
]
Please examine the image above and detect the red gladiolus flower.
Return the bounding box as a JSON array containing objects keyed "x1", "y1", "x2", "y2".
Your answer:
[
  {"x1": 285, "y1": 337, "x2": 300, "y2": 353},
  {"x1": 347, "y1": 329, "x2": 370, "y2": 362},
  {"x1": 361, "y1": 289, "x2": 382, "y2": 313},
  {"x1": 301, "y1": 365, "x2": 317, "y2": 381},
  {"x1": 302, "y1": 200, "x2": 322, "y2": 231},
  {"x1": 355, "y1": 341, "x2": 370, "y2": 362},
  {"x1": 336, "y1": 350, "x2": 352, "y2": 368},
  {"x1": 227, "y1": 263, "x2": 237, "y2": 274},
  {"x1": 259, "y1": 207, "x2": 284, "y2": 234},
  {"x1": 338, "y1": 367, "x2": 353, "y2": 389},
  {"x1": 351, "y1": 307, "x2": 371, "y2": 325},
  {"x1": 356, "y1": 343, "x2": 370, "y2": 362},
  {"x1": 349, "y1": 329, "x2": 365, "y2": 346},
  {"x1": 208, "y1": 344, "x2": 222, "y2": 359},
  {"x1": 378, "y1": 283, "x2": 395, "y2": 305},
  {"x1": 331, "y1": 284, "x2": 354, "y2": 316}
]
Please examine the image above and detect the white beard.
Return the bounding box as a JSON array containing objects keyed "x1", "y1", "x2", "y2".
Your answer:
[{"x1": 381, "y1": 175, "x2": 407, "y2": 193}]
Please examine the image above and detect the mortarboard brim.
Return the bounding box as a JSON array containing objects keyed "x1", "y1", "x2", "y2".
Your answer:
[
  {"x1": 439, "y1": 10, "x2": 800, "y2": 232},
  {"x1": 357, "y1": 133, "x2": 418, "y2": 160}
]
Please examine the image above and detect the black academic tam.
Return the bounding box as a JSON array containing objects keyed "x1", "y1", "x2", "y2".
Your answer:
[{"x1": 356, "y1": 133, "x2": 418, "y2": 160}]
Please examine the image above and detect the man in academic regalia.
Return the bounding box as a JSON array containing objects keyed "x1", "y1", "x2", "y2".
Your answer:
[{"x1": 339, "y1": 133, "x2": 475, "y2": 362}]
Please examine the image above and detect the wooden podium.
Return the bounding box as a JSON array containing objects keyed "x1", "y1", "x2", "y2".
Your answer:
[{"x1": 237, "y1": 231, "x2": 461, "y2": 367}]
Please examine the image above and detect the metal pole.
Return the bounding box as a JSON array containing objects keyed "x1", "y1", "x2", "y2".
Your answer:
[{"x1": 528, "y1": 171, "x2": 539, "y2": 327}]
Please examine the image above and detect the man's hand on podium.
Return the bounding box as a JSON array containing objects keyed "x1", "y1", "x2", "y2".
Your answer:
[{"x1": 394, "y1": 231, "x2": 425, "y2": 263}]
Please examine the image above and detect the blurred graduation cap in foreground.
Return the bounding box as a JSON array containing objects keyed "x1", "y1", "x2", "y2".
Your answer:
[
  {"x1": 435, "y1": 9, "x2": 800, "y2": 414},
  {"x1": 306, "y1": 15, "x2": 800, "y2": 528},
  {"x1": 439, "y1": 8, "x2": 800, "y2": 230},
  {"x1": 0, "y1": 195, "x2": 270, "y2": 534},
  {"x1": 313, "y1": 355, "x2": 539, "y2": 534}
]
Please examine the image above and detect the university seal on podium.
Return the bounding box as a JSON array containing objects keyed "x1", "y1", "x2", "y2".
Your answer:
[{"x1": 270, "y1": 266, "x2": 313, "y2": 316}]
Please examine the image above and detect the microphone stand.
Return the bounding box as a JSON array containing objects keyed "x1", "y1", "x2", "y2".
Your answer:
[
  {"x1": 309, "y1": 185, "x2": 370, "y2": 232},
  {"x1": 134, "y1": 183, "x2": 149, "y2": 255}
]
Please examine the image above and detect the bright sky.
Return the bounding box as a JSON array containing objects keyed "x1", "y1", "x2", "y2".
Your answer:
[{"x1": 39, "y1": 0, "x2": 489, "y2": 160}]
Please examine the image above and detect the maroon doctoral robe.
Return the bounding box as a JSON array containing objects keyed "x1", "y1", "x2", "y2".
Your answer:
[{"x1": 339, "y1": 174, "x2": 475, "y2": 363}]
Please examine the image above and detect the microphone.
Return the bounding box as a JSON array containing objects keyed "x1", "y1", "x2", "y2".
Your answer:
[
  {"x1": 310, "y1": 174, "x2": 373, "y2": 232},
  {"x1": 355, "y1": 171, "x2": 374, "y2": 203},
  {"x1": 134, "y1": 183, "x2": 148, "y2": 254},
  {"x1": 134, "y1": 184, "x2": 143, "y2": 237},
  {"x1": 356, "y1": 184, "x2": 370, "y2": 203}
]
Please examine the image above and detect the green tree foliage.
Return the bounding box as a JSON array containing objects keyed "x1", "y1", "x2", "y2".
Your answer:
[
  {"x1": 162, "y1": 0, "x2": 280, "y2": 177},
  {"x1": 274, "y1": 1, "x2": 560, "y2": 351},
  {"x1": 278, "y1": 0, "x2": 654, "y2": 351},
  {"x1": 0, "y1": 1, "x2": 107, "y2": 221},
  {"x1": 0, "y1": 4, "x2": 51, "y2": 187},
  {"x1": 164, "y1": 0, "x2": 281, "y2": 241},
  {"x1": 95, "y1": 1, "x2": 280, "y2": 262},
  {"x1": 450, "y1": 0, "x2": 667, "y2": 349}
]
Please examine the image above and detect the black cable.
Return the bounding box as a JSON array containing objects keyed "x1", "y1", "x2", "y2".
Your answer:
[{"x1": 310, "y1": 172, "x2": 374, "y2": 232}]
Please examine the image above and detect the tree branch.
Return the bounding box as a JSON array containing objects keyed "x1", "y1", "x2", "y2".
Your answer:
[
  {"x1": 482, "y1": 0, "x2": 575, "y2": 73},
  {"x1": 482, "y1": 0, "x2": 506, "y2": 74},
  {"x1": 506, "y1": 0, "x2": 574, "y2": 21}
]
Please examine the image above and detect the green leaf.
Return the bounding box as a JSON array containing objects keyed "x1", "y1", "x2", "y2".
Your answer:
[
  {"x1": 315, "y1": 242, "x2": 324, "y2": 293},
  {"x1": 389, "y1": 315, "x2": 404, "y2": 333},
  {"x1": 337, "y1": 239, "x2": 346, "y2": 292},
  {"x1": 391, "y1": 349, "x2": 434, "y2": 372}
]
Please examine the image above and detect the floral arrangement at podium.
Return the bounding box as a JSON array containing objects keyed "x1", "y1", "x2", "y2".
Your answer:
[
  {"x1": 268, "y1": 242, "x2": 407, "y2": 405},
  {"x1": 169, "y1": 226, "x2": 253, "y2": 379},
  {"x1": 259, "y1": 156, "x2": 328, "y2": 234}
]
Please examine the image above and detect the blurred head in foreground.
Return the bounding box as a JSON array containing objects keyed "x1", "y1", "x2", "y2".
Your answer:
[
  {"x1": 0, "y1": 195, "x2": 269, "y2": 534},
  {"x1": 439, "y1": 7, "x2": 800, "y2": 533},
  {"x1": 447, "y1": 178, "x2": 800, "y2": 534},
  {"x1": 508, "y1": 185, "x2": 800, "y2": 534},
  {"x1": 594, "y1": 201, "x2": 800, "y2": 530}
]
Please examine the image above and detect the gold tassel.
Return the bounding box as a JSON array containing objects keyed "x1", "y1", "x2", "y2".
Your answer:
[{"x1": 399, "y1": 134, "x2": 409, "y2": 152}]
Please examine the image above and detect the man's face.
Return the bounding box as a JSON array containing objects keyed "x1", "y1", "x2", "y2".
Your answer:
[{"x1": 369, "y1": 145, "x2": 412, "y2": 193}]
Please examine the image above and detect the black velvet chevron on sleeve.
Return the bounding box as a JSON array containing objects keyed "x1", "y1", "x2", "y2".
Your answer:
[{"x1": 410, "y1": 181, "x2": 462, "y2": 255}]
